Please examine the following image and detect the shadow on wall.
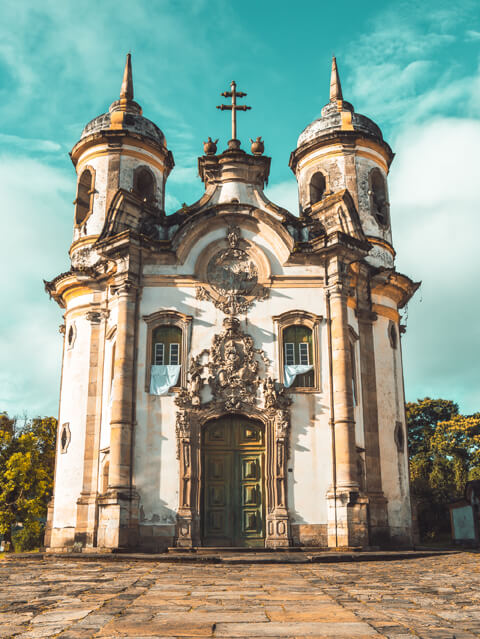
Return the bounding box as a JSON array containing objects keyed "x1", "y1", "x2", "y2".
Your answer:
[{"x1": 288, "y1": 393, "x2": 328, "y2": 526}]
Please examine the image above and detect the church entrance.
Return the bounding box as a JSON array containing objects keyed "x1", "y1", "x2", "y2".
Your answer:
[{"x1": 202, "y1": 415, "x2": 265, "y2": 547}]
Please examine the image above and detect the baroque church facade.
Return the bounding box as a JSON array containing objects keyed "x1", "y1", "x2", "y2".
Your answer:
[{"x1": 45, "y1": 55, "x2": 419, "y2": 551}]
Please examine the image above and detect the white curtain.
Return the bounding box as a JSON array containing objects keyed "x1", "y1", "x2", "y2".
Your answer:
[
  {"x1": 150, "y1": 365, "x2": 181, "y2": 395},
  {"x1": 284, "y1": 365, "x2": 313, "y2": 388}
]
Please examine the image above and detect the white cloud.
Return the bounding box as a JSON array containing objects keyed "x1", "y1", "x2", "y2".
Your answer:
[
  {"x1": 391, "y1": 117, "x2": 480, "y2": 413},
  {"x1": 0, "y1": 154, "x2": 72, "y2": 417},
  {"x1": 466, "y1": 29, "x2": 480, "y2": 41},
  {"x1": 0, "y1": 133, "x2": 62, "y2": 152}
]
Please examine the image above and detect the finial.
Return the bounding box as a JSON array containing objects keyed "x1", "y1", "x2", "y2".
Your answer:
[
  {"x1": 120, "y1": 53, "x2": 134, "y2": 101},
  {"x1": 203, "y1": 137, "x2": 218, "y2": 155},
  {"x1": 329, "y1": 56, "x2": 343, "y2": 102},
  {"x1": 250, "y1": 137, "x2": 264, "y2": 155}
]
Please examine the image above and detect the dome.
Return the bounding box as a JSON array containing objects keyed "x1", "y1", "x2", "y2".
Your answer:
[
  {"x1": 80, "y1": 103, "x2": 166, "y2": 149},
  {"x1": 296, "y1": 57, "x2": 384, "y2": 149},
  {"x1": 78, "y1": 54, "x2": 166, "y2": 150},
  {"x1": 297, "y1": 102, "x2": 383, "y2": 148}
]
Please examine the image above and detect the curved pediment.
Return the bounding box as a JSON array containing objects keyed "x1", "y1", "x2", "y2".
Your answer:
[{"x1": 172, "y1": 205, "x2": 295, "y2": 267}]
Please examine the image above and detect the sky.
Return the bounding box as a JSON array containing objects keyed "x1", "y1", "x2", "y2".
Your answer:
[{"x1": 1, "y1": 0, "x2": 479, "y2": 418}]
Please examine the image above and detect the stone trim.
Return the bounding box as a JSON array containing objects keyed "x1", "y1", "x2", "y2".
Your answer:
[
  {"x1": 273, "y1": 310, "x2": 323, "y2": 392},
  {"x1": 142, "y1": 310, "x2": 192, "y2": 391}
]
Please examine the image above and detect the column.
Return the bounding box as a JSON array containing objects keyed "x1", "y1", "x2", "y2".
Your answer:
[
  {"x1": 326, "y1": 264, "x2": 368, "y2": 548},
  {"x1": 97, "y1": 281, "x2": 139, "y2": 549}
]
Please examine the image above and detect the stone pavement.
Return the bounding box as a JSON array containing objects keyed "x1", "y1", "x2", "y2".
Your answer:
[{"x1": 0, "y1": 552, "x2": 479, "y2": 638}]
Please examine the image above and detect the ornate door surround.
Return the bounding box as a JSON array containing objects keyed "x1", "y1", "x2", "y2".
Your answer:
[{"x1": 174, "y1": 316, "x2": 291, "y2": 549}]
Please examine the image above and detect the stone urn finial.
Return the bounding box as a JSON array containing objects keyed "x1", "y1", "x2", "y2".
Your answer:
[
  {"x1": 203, "y1": 137, "x2": 218, "y2": 155},
  {"x1": 250, "y1": 137, "x2": 264, "y2": 155}
]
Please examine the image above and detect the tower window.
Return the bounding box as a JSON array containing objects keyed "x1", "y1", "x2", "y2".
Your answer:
[
  {"x1": 283, "y1": 325, "x2": 314, "y2": 388},
  {"x1": 75, "y1": 168, "x2": 94, "y2": 226},
  {"x1": 134, "y1": 167, "x2": 155, "y2": 202},
  {"x1": 369, "y1": 168, "x2": 389, "y2": 227},
  {"x1": 309, "y1": 172, "x2": 326, "y2": 206}
]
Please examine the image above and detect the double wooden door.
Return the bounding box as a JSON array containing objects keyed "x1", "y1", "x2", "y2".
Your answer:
[{"x1": 202, "y1": 416, "x2": 265, "y2": 547}]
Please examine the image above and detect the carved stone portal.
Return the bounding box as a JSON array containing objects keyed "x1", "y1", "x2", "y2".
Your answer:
[{"x1": 174, "y1": 316, "x2": 292, "y2": 548}]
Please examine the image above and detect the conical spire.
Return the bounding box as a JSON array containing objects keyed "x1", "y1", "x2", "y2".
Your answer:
[
  {"x1": 120, "y1": 53, "x2": 134, "y2": 101},
  {"x1": 329, "y1": 56, "x2": 343, "y2": 102}
]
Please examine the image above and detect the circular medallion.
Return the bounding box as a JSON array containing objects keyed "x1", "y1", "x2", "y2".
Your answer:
[{"x1": 206, "y1": 248, "x2": 258, "y2": 297}]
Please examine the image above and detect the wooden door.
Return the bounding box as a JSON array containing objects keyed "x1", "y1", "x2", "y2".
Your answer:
[{"x1": 202, "y1": 416, "x2": 265, "y2": 547}]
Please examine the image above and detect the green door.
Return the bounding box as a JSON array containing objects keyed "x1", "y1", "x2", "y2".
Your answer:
[{"x1": 202, "y1": 416, "x2": 265, "y2": 547}]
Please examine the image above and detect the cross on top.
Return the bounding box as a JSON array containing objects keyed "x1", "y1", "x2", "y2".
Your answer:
[{"x1": 217, "y1": 81, "x2": 251, "y2": 148}]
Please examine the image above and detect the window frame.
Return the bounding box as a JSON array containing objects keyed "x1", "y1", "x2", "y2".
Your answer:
[
  {"x1": 273, "y1": 310, "x2": 323, "y2": 393},
  {"x1": 74, "y1": 166, "x2": 96, "y2": 227},
  {"x1": 368, "y1": 167, "x2": 390, "y2": 229},
  {"x1": 133, "y1": 165, "x2": 157, "y2": 204},
  {"x1": 143, "y1": 310, "x2": 192, "y2": 393}
]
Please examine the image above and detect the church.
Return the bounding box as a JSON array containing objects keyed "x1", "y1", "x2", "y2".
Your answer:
[{"x1": 44, "y1": 55, "x2": 419, "y2": 552}]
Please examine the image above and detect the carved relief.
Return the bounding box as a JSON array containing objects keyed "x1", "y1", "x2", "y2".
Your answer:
[{"x1": 196, "y1": 225, "x2": 269, "y2": 315}]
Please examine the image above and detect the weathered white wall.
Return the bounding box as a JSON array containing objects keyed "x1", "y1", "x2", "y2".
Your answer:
[
  {"x1": 52, "y1": 302, "x2": 93, "y2": 542},
  {"x1": 374, "y1": 312, "x2": 412, "y2": 540}
]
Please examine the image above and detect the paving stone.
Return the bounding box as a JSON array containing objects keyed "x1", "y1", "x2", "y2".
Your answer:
[
  {"x1": 214, "y1": 621, "x2": 380, "y2": 636},
  {"x1": 0, "y1": 553, "x2": 479, "y2": 637}
]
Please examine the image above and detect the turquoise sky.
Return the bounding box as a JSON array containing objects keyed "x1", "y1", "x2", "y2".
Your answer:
[{"x1": 1, "y1": 0, "x2": 480, "y2": 417}]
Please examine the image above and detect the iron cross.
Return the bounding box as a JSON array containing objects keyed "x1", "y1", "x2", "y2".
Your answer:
[{"x1": 217, "y1": 81, "x2": 251, "y2": 142}]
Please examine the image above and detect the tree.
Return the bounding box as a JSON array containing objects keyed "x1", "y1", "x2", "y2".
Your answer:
[
  {"x1": 0, "y1": 414, "x2": 57, "y2": 551},
  {"x1": 407, "y1": 398, "x2": 480, "y2": 541}
]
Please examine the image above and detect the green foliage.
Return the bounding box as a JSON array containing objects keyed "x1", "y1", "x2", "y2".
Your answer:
[
  {"x1": 0, "y1": 413, "x2": 56, "y2": 551},
  {"x1": 407, "y1": 398, "x2": 480, "y2": 541}
]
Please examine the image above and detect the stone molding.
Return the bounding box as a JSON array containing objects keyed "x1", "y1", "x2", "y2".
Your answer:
[
  {"x1": 142, "y1": 310, "x2": 193, "y2": 391},
  {"x1": 272, "y1": 310, "x2": 323, "y2": 392}
]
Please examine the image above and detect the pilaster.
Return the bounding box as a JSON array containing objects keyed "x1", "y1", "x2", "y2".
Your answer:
[
  {"x1": 326, "y1": 259, "x2": 368, "y2": 548},
  {"x1": 97, "y1": 280, "x2": 140, "y2": 549}
]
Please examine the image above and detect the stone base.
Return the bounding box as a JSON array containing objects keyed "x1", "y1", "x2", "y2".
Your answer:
[
  {"x1": 97, "y1": 489, "x2": 140, "y2": 549},
  {"x1": 265, "y1": 512, "x2": 291, "y2": 548},
  {"x1": 367, "y1": 492, "x2": 390, "y2": 547},
  {"x1": 139, "y1": 524, "x2": 175, "y2": 552},
  {"x1": 327, "y1": 489, "x2": 369, "y2": 548},
  {"x1": 48, "y1": 527, "x2": 76, "y2": 549},
  {"x1": 74, "y1": 492, "x2": 99, "y2": 547},
  {"x1": 291, "y1": 524, "x2": 327, "y2": 547},
  {"x1": 175, "y1": 510, "x2": 200, "y2": 548}
]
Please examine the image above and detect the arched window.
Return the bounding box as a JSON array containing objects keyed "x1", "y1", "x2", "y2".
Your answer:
[
  {"x1": 134, "y1": 167, "x2": 155, "y2": 202},
  {"x1": 369, "y1": 168, "x2": 389, "y2": 227},
  {"x1": 143, "y1": 311, "x2": 193, "y2": 395},
  {"x1": 75, "y1": 168, "x2": 94, "y2": 225},
  {"x1": 283, "y1": 325, "x2": 314, "y2": 388},
  {"x1": 309, "y1": 172, "x2": 326, "y2": 205},
  {"x1": 274, "y1": 311, "x2": 321, "y2": 392},
  {"x1": 151, "y1": 325, "x2": 182, "y2": 366}
]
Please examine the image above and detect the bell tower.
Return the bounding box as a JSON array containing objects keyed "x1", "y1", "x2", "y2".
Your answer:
[
  {"x1": 290, "y1": 57, "x2": 395, "y2": 271},
  {"x1": 69, "y1": 54, "x2": 174, "y2": 270},
  {"x1": 44, "y1": 55, "x2": 174, "y2": 551}
]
